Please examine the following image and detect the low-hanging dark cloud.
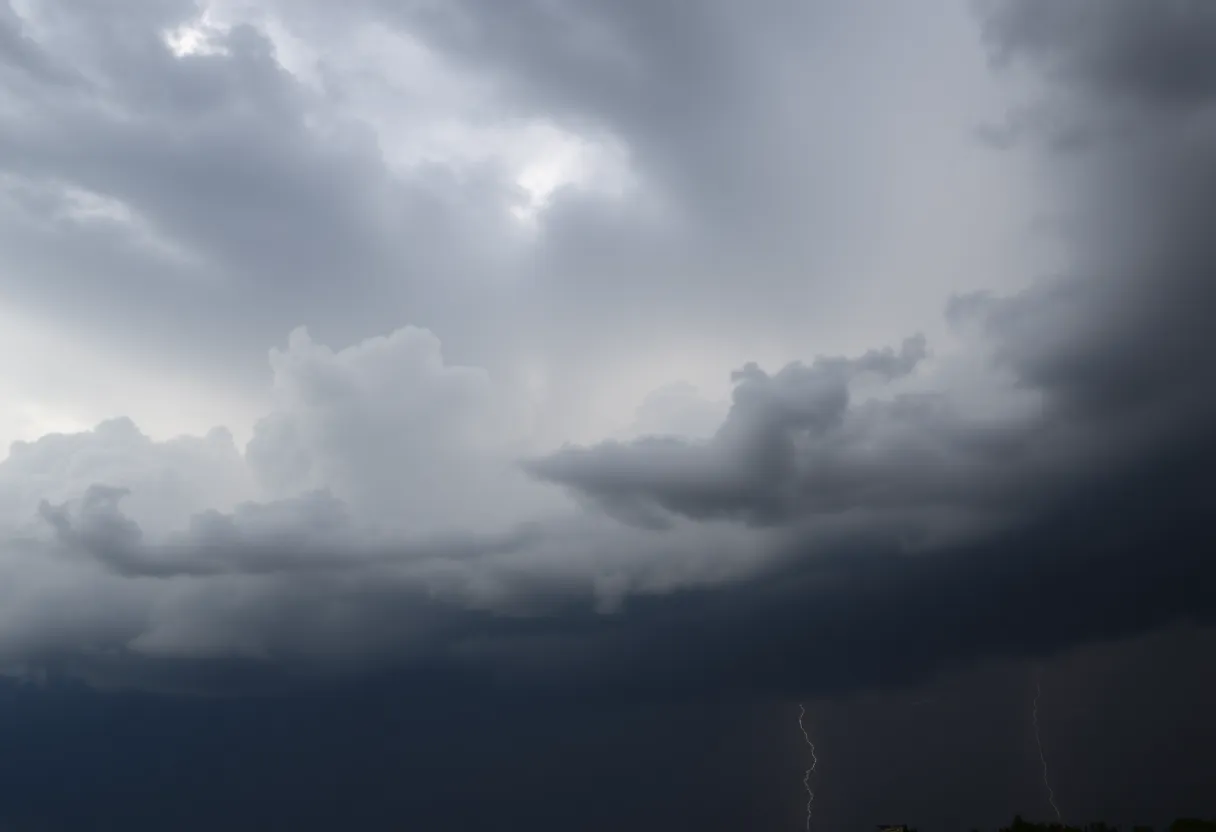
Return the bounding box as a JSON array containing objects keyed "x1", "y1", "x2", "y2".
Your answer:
[
  {"x1": 526, "y1": 335, "x2": 933, "y2": 528},
  {"x1": 508, "y1": 0, "x2": 1216, "y2": 697}
]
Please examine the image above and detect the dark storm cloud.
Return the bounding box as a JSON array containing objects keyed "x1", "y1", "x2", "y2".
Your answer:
[
  {"x1": 2, "y1": 5, "x2": 1216, "y2": 829},
  {"x1": 514, "y1": 435, "x2": 1215, "y2": 702},
  {"x1": 503, "y1": 0, "x2": 1216, "y2": 696},
  {"x1": 529, "y1": 0, "x2": 1216, "y2": 550},
  {"x1": 981, "y1": 0, "x2": 1216, "y2": 110},
  {"x1": 39, "y1": 430, "x2": 1216, "y2": 704},
  {"x1": 973, "y1": 1, "x2": 1216, "y2": 442},
  {"x1": 3, "y1": 0, "x2": 1216, "y2": 710},
  {"x1": 34, "y1": 482, "x2": 541, "y2": 580},
  {"x1": 525, "y1": 335, "x2": 944, "y2": 528}
]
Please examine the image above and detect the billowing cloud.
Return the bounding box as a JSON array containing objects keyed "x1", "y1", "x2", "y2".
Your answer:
[
  {"x1": 528, "y1": 336, "x2": 950, "y2": 528},
  {"x1": 245, "y1": 324, "x2": 552, "y2": 534},
  {"x1": 0, "y1": 0, "x2": 1212, "y2": 721},
  {"x1": 1, "y1": 416, "x2": 253, "y2": 537}
]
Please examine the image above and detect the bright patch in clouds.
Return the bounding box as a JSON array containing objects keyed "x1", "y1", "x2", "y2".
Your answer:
[
  {"x1": 0, "y1": 400, "x2": 93, "y2": 451},
  {"x1": 191, "y1": 5, "x2": 638, "y2": 225},
  {"x1": 509, "y1": 125, "x2": 636, "y2": 223},
  {"x1": 163, "y1": 8, "x2": 231, "y2": 57}
]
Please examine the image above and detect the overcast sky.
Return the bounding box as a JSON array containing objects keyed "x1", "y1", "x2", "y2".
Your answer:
[{"x1": 1, "y1": 1, "x2": 1214, "y2": 830}]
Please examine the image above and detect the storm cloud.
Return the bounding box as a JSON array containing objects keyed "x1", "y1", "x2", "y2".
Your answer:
[
  {"x1": 1, "y1": 1, "x2": 1215, "y2": 828},
  {"x1": 0, "y1": 0, "x2": 1211, "y2": 698}
]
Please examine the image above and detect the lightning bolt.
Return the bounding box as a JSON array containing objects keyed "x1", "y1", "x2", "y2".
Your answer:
[
  {"x1": 1032, "y1": 666, "x2": 1063, "y2": 823},
  {"x1": 797, "y1": 703, "x2": 818, "y2": 831}
]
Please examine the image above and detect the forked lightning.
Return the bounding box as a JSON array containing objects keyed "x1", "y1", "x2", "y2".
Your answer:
[
  {"x1": 797, "y1": 703, "x2": 818, "y2": 830},
  {"x1": 1032, "y1": 667, "x2": 1063, "y2": 823}
]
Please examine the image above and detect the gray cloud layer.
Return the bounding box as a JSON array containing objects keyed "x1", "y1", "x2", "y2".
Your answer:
[{"x1": 0, "y1": 0, "x2": 1213, "y2": 702}]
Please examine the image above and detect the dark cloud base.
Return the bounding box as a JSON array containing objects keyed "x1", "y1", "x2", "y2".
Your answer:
[
  {"x1": 510, "y1": 430, "x2": 1216, "y2": 704},
  {"x1": 38, "y1": 419, "x2": 1216, "y2": 711}
]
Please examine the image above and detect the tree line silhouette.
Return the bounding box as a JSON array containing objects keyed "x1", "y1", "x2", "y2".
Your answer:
[{"x1": 885, "y1": 818, "x2": 1216, "y2": 832}]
